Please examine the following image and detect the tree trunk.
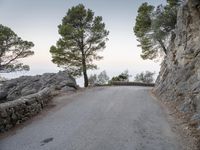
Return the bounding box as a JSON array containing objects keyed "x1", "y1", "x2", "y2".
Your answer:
[
  {"x1": 158, "y1": 39, "x2": 167, "y2": 55},
  {"x1": 82, "y1": 56, "x2": 88, "y2": 87},
  {"x1": 80, "y1": 32, "x2": 88, "y2": 87}
]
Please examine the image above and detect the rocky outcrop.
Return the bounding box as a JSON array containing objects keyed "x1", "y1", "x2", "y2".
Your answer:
[
  {"x1": 0, "y1": 71, "x2": 77, "y2": 103},
  {"x1": 0, "y1": 71, "x2": 77, "y2": 132},
  {"x1": 154, "y1": 0, "x2": 200, "y2": 128}
]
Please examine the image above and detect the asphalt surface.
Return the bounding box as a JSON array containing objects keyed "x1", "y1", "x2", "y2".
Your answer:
[{"x1": 0, "y1": 86, "x2": 182, "y2": 150}]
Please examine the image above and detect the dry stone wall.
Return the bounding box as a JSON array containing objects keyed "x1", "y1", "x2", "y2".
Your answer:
[
  {"x1": 0, "y1": 71, "x2": 77, "y2": 132},
  {"x1": 0, "y1": 88, "x2": 51, "y2": 132}
]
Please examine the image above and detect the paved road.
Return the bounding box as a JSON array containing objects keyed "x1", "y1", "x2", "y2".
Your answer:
[{"x1": 0, "y1": 87, "x2": 182, "y2": 150}]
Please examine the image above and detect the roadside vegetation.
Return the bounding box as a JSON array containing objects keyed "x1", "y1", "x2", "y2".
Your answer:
[
  {"x1": 88, "y1": 70, "x2": 110, "y2": 86},
  {"x1": 88, "y1": 70, "x2": 155, "y2": 86},
  {"x1": 134, "y1": 71, "x2": 155, "y2": 84},
  {"x1": 109, "y1": 70, "x2": 131, "y2": 83}
]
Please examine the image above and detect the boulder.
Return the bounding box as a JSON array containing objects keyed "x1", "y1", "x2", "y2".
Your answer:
[{"x1": 0, "y1": 71, "x2": 77, "y2": 103}]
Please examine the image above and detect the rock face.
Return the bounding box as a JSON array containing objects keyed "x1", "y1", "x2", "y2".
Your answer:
[
  {"x1": 0, "y1": 71, "x2": 77, "y2": 103},
  {"x1": 154, "y1": 0, "x2": 200, "y2": 124}
]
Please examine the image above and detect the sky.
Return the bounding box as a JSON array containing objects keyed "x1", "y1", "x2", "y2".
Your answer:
[{"x1": 0, "y1": 0, "x2": 165, "y2": 85}]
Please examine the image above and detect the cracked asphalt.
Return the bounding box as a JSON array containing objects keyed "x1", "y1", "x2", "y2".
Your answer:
[{"x1": 0, "y1": 86, "x2": 182, "y2": 150}]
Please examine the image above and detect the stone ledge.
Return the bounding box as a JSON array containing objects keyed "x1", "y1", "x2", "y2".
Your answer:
[{"x1": 0, "y1": 88, "x2": 52, "y2": 133}]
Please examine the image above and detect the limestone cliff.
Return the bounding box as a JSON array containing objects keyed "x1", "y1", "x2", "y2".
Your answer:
[{"x1": 154, "y1": 0, "x2": 200, "y2": 126}]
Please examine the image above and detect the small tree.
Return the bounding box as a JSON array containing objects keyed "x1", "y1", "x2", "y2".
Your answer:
[
  {"x1": 134, "y1": 71, "x2": 155, "y2": 83},
  {"x1": 97, "y1": 70, "x2": 109, "y2": 85},
  {"x1": 110, "y1": 70, "x2": 131, "y2": 82},
  {"x1": 88, "y1": 74, "x2": 97, "y2": 86},
  {"x1": 88, "y1": 70, "x2": 109, "y2": 86},
  {"x1": 50, "y1": 4, "x2": 109, "y2": 87},
  {"x1": 0, "y1": 24, "x2": 34, "y2": 73},
  {"x1": 134, "y1": 1, "x2": 181, "y2": 60}
]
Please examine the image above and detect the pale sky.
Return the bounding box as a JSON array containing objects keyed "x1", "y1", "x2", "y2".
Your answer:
[{"x1": 0, "y1": 0, "x2": 165, "y2": 85}]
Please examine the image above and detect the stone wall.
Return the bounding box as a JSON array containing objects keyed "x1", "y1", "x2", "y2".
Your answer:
[
  {"x1": 0, "y1": 88, "x2": 52, "y2": 132},
  {"x1": 154, "y1": 0, "x2": 200, "y2": 129},
  {"x1": 110, "y1": 81, "x2": 155, "y2": 87},
  {"x1": 0, "y1": 71, "x2": 77, "y2": 132}
]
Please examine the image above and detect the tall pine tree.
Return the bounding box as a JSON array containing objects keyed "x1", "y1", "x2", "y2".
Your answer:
[{"x1": 50, "y1": 4, "x2": 109, "y2": 87}]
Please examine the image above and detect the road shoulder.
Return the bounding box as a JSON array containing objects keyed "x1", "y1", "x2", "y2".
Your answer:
[{"x1": 151, "y1": 91, "x2": 199, "y2": 150}]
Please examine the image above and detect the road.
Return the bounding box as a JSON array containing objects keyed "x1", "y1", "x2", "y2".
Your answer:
[{"x1": 0, "y1": 86, "x2": 182, "y2": 150}]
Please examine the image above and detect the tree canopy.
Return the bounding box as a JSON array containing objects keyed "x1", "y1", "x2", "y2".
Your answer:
[
  {"x1": 0, "y1": 24, "x2": 34, "y2": 73},
  {"x1": 134, "y1": 0, "x2": 181, "y2": 60},
  {"x1": 50, "y1": 4, "x2": 109, "y2": 87}
]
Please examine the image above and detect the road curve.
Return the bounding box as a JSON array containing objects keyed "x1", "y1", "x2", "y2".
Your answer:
[{"x1": 0, "y1": 86, "x2": 182, "y2": 150}]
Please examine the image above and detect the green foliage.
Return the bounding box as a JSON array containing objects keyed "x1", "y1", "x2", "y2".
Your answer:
[
  {"x1": 88, "y1": 74, "x2": 97, "y2": 86},
  {"x1": 110, "y1": 70, "x2": 131, "y2": 82},
  {"x1": 167, "y1": 0, "x2": 182, "y2": 7},
  {"x1": 97, "y1": 70, "x2": 109, "y2": 85},
  {"x1": 134, "y1": 0, "x2": 181, "y2": 60},
  {"x1": 50, "y1": 4, "x2": 109, "y2": 87},
  {"x1": 134, "y1": 3, "x2": 154, "y2": 39},
  {"x1": 0, "y1": 24, "x2": 34, "y2": 73},
  {"x1": 134, "y1": 71, "x2": 155, "y2": 83},
  {"x1": 88, "y1": 70, "x2": 109, "y2": 86}
]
